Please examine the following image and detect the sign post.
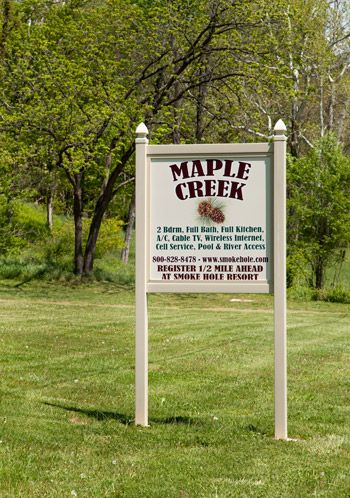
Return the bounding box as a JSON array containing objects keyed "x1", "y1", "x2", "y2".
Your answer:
[
  {"x1": 135, "y1": 121, "x2": 287, "y2": 439},
  {"x1": 135, "y1": 123, "x2": 149, "y2": 426},
  {"x1": 273, "y1": 120, "x2": 287, "y2": 440}
]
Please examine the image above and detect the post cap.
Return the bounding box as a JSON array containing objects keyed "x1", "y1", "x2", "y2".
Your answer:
[
  {"x1": 274, "y1": 119, "x2": 287, "y2": 135},
  {"x1": 136, "y1": 122, "x2": 149, "y2": 136}
]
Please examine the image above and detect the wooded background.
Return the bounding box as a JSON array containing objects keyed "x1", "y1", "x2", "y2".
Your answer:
[{"x1": 0, "y1": 0, "x2": 349, "y2": 293}]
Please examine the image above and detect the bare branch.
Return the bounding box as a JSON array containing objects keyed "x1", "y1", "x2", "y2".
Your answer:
[
  {"x1": 329, "y1": 31, "x2": 350, "y2": 47},
  {"x1": 300, "y1": 134, "x2": 314, "y2": 148},
  {"x1": 112, "y1": 177, "x2": 135, "y2": 197}
]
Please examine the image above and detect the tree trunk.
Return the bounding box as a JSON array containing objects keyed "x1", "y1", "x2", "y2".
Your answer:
[
  {"x1": 83, "y1": 145, "x2": 135, "y2": 274},
  {"x1": 290, "y1": 87, "x2": 300, "y2": 157},
  {"x1": 171, "y1": 103, "x2": 182, "y2": 144},
  {"x1": 315, "y1": 257, "x2": 325, "y2": 289},
  {"x1": 0, "y1": 0, "x2": 11, "y2": 59},
  {"x1": 195, "y1": 55, "x2": 208, "y2": 142},
  {"x1": 83, "y1": 207, "x2": 104, "y2": 274},
  {"x1": 320, "y1": 76, "x2": 325, "y2": 137},
  {"x1": 83, "y1": 179, "x2": 112, "y2": 274},
  {"x1": 328, "y1": 79, "x2": 335, "y2": 132},
  {"x1": 73, "y1": 173, "x2": 84, "y2": 275},
  {"x1": 121, "y1": 191, "x2": 135, "y2": 264},
  {"x1": 47, "y1": 191, "x2": 53, "y2": 230}
]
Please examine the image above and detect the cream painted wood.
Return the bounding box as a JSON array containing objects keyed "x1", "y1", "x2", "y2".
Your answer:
[
  {"x1": 148, "y1": 143, "x2": 272, "y2": 155},
  {"x1": 135, "y1": 123, "x2": 149, "y2": 426},
  {"x1": 135, "y1": 122, "x2": 287, "y2": 438},
  {"x1": 147, "y1": 282, "x2": 271, "y2": 293},
  {"x1": 273, "y1": 119, "x2": 288, "y2": 440}
]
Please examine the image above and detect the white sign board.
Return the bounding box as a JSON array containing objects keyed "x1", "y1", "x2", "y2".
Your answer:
[
  {"x1": 149, "y1": 155, "x2": 272, "y2": 289},
  {"x1": 135, "y1": 122, "x2": 287, "y2": 440}
]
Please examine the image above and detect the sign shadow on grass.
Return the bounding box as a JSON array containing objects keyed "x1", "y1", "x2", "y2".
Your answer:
[{"x1": 43, "y1": 401, "x2": 198, "y2": 426}]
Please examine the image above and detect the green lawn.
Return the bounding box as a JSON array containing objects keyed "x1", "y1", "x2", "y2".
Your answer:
[{"x1": 0, "y1": 281, "x2": 349, "y2": 497}]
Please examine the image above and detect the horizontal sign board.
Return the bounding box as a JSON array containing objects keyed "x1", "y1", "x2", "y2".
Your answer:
[{"x1": 146, "y1": 146, "x2": 273, "y2": 293}]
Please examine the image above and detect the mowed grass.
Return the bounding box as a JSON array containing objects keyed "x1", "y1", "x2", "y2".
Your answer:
[{"x1": 0, "y1": 282, "x2": 350, "y2": 497}]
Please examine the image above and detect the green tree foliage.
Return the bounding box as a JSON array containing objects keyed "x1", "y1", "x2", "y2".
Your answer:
[
  {"x1": 1, "y1": 0, "x2": 350, "y2": 286},
  {"x1": 1, "y1": 0, "x2": 147, "y2": 271},
  {"x1": 288, "y1": 134, "x2": 350, "y2": 289},
  {"x1": 0, "y1": 0, "x2": 292, "y2": 274}
]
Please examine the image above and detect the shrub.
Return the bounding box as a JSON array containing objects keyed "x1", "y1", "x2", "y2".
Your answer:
[
  {"x1": 94, "y1": 218, "x2": 124, "y2": 258},
  {"x1": 0, "y1": 199, "x2": 49, "y2": 256},
  {"x1": 287, "y1": 285, "x2": 314, "y2": 301},
  {"x1": 42, "y1": 216, "x2": 124, "y2": 264},
  {"x1": 312, "y1": 286, "x2": 350, "y2": 304},
  {"x1": 0, "y1": 200, "x2": 125, "y2": 280}
]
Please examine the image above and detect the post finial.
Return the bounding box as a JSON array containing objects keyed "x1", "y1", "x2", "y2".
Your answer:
[
  {"x1": 136, "y1": 122, "x2": 148, "y2": 136},
  {"x1": 136, "y1": 122, "x2": 149, "y2": 144},
  {"x1": 274, "y1": 119, "x2": 287, "y2": 135}
]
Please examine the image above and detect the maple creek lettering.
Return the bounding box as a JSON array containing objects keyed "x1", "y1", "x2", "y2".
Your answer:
[{"x1": 169, "y1": 158, "x2": 252, "y2": 201}]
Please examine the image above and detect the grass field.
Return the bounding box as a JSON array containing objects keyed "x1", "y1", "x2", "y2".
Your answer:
[{"x1": 0, "y1": 281, "x2": 350, "y2": 497}]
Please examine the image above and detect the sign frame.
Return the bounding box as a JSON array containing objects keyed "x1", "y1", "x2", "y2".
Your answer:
[{"x1": 135, "y1": 120, "x2": 287, "y2": 440}]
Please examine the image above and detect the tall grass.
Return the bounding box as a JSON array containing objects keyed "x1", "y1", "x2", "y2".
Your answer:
[{"x1": 0, "y1": 201, "x2": 132, "y2": 285}]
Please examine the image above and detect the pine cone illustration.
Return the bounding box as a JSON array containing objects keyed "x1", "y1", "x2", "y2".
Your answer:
[
  {"x1": 198, "y1": 200, "x2": 213, "y2": 218},
  {"x1": 210, "y1": 207, "x2": 225, "y2": 224}
]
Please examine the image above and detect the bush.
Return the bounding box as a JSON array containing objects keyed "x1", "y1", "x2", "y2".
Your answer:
[
  {"x1": 94, "y1": 252, "x2": 135, "y2": 286},
  {"x1": 42, "y1": 216, "x2": 124, "y2": 264},
  {"x1": 312, "y1": 286, "x2": 350, "y2": 304},
  {"x1": 0, "y1": 200, "x2": 127, "y2": 282},
  {"x1": 0, "y1": 199, "x2": 49, "y2": 256},
  {"x1": 94, "y1": 218, "x2": 124, "y2": 258},
  {"x1": 287, "y1": 285, "x2": 314, "y2": 301}
]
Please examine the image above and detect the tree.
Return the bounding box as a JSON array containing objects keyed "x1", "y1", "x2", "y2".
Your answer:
[
  {"x1": 1, "y1": 0, "x2": 291, "y2": 274},
  {"x1": 288, "y1": 134, "x2": 350, "y2": 289}
]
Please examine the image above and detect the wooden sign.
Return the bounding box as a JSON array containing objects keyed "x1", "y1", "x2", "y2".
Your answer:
[{"x1": 135, "y1": 121, "x2": 287, "y2": 439}]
